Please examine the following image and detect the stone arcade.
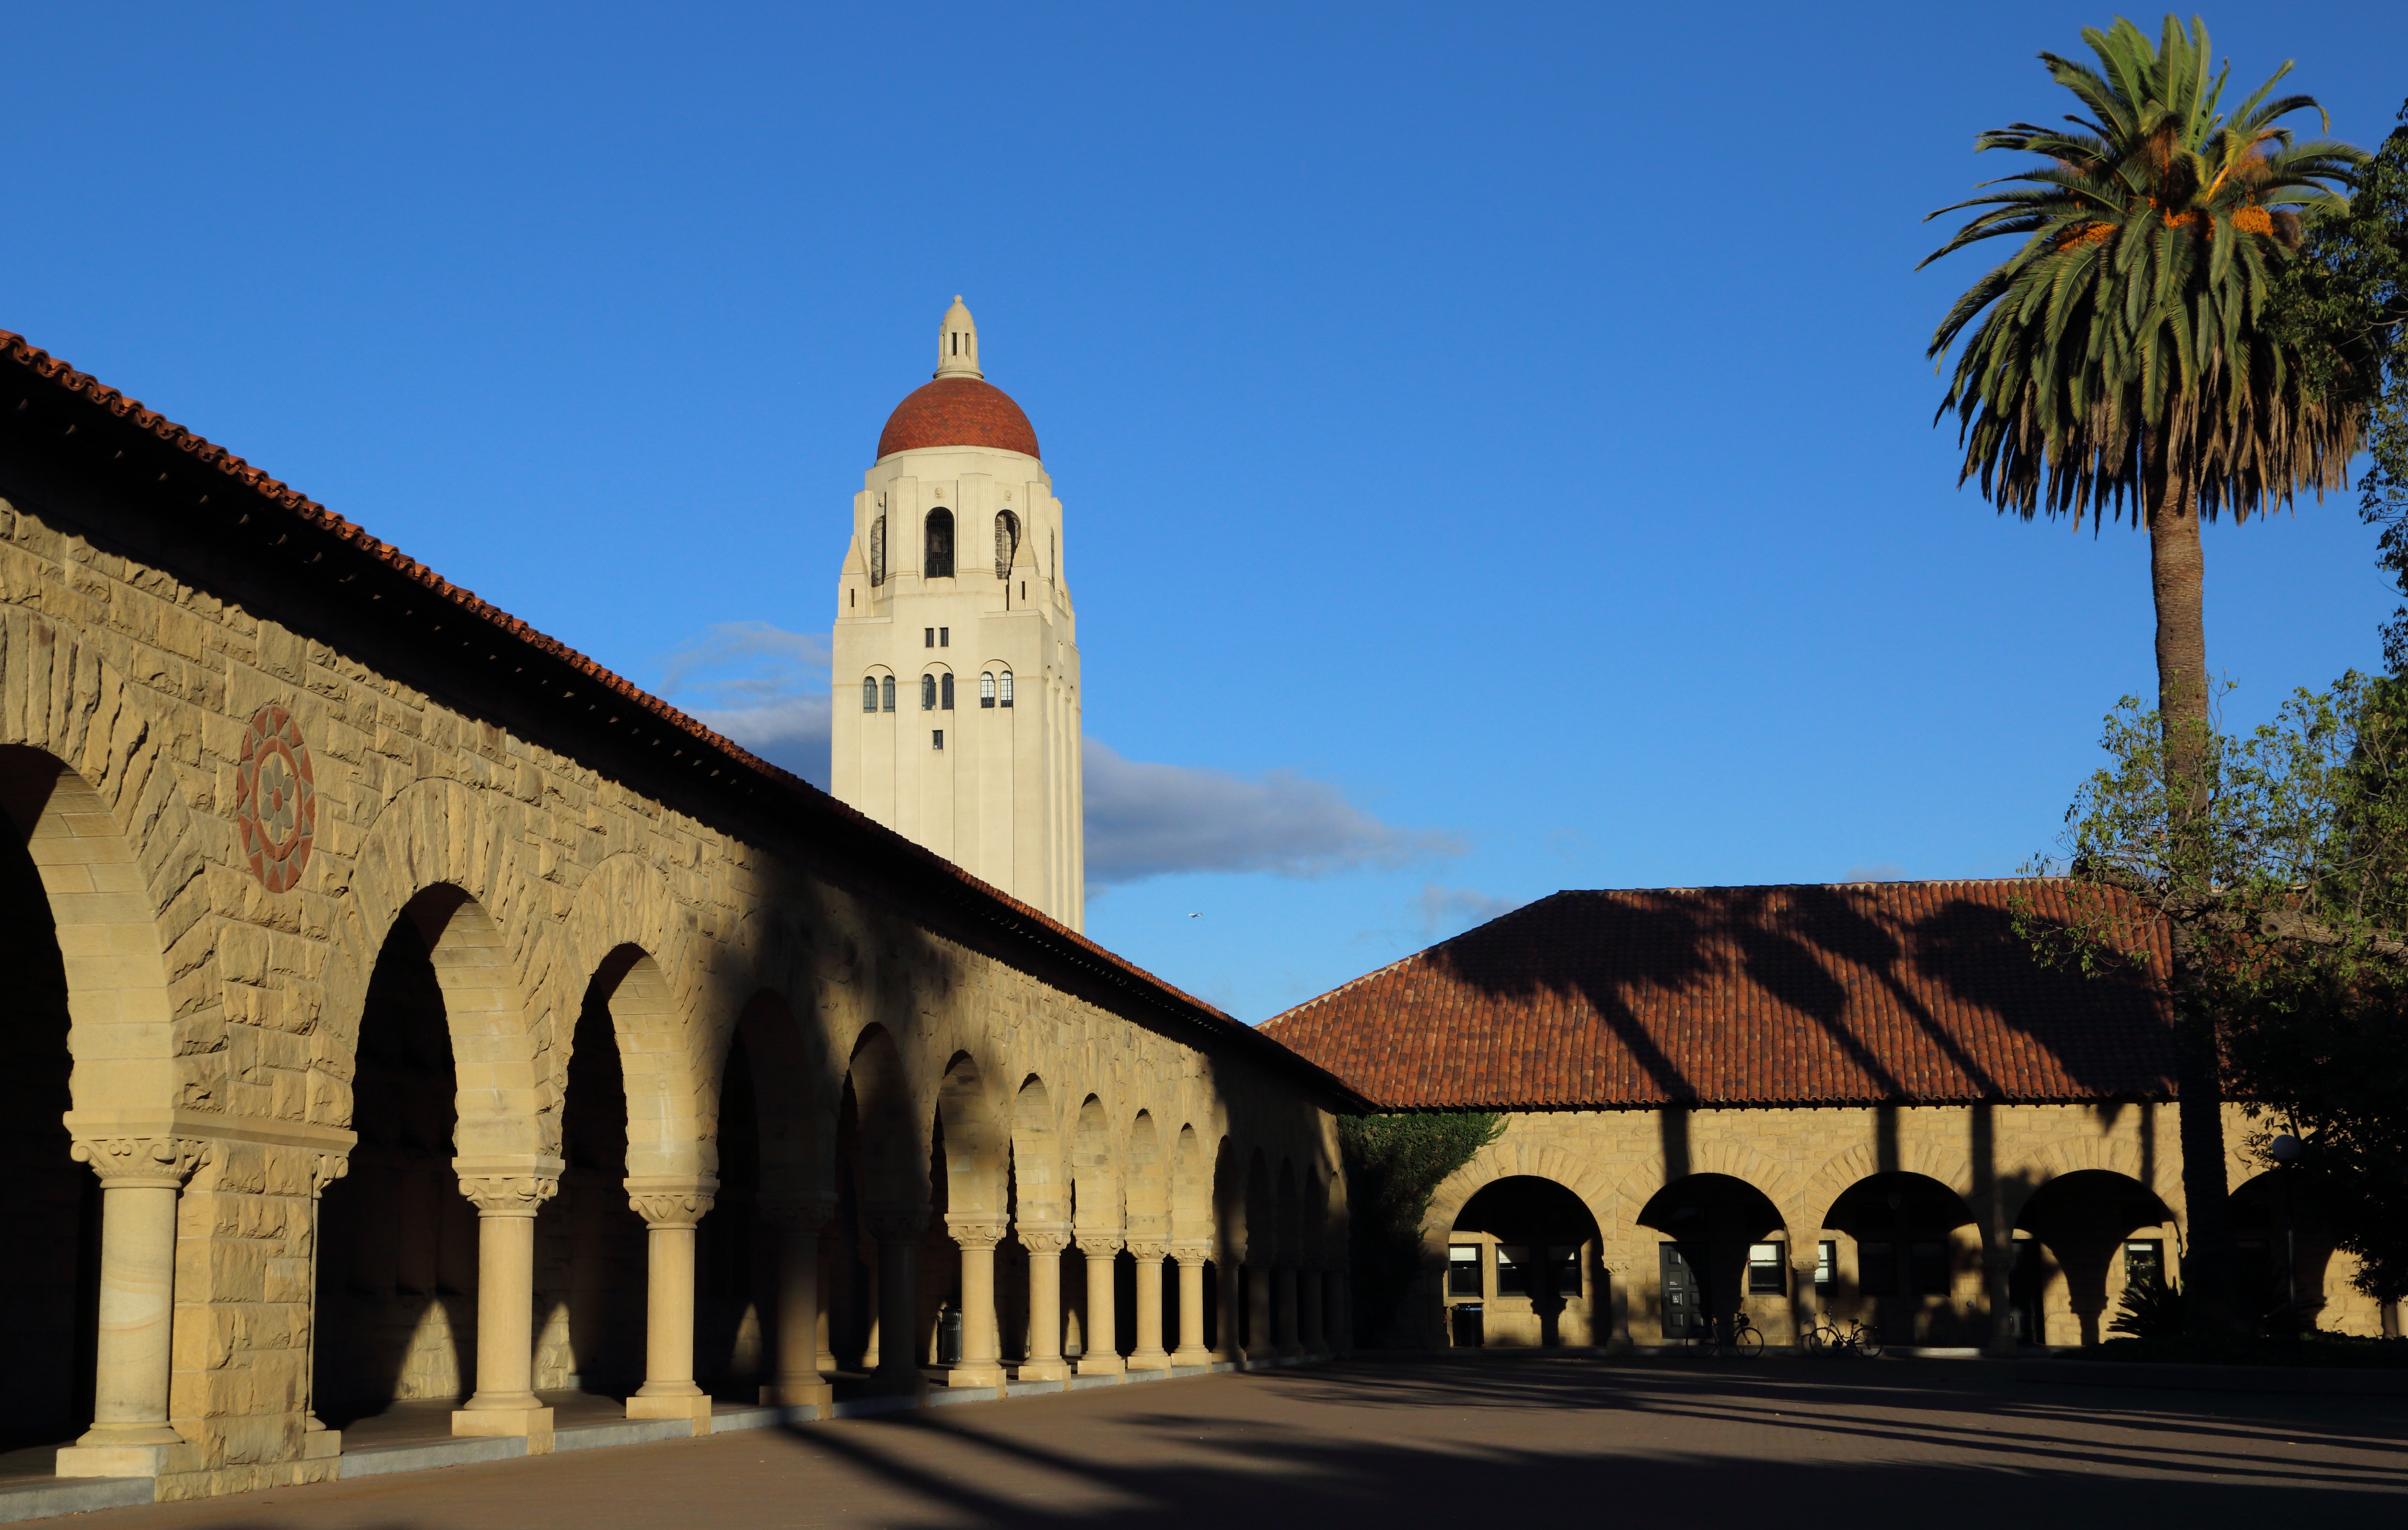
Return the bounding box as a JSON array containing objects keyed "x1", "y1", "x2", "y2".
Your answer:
[{"x1": 0, "y1": 323, "x2": 1358, "y2": 1507}]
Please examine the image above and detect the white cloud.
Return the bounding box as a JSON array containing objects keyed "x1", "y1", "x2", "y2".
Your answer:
[
  {"x1": 1411, "y1": 883, "x2": 1525, "y2": 938},
  {"x1": 1083, "y1": 739, "x2": 1461, "y2": 887},
  {"x1": 661, "y1": 623, "x2": 833, "y2": 788}
]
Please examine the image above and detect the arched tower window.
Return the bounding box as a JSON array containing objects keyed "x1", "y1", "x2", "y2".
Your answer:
[
  {"x1": 870, "y1": 515, "x2": 886, "y2": 586},
  {"x1": 979, "y1": 673, "x2": 996, "y2": 708},
  {"x1": 998, "y1": 670, "x2": 1014, "y2": 707},
  {"x1": 925, "y1": 508, "x2": 954, "y2": 579},
  {"x1": 940, "y1": 673, "x2": 955, "y2": 710},
  {"x1": 861, "y1": 676, "x2": 878, "y2": 713},
  {"x1": 921, "y1": 675, "x2": 936, "y2": 710},
  {"x1": 994, "y1": 510, "x2": 1020, "y2": 579},
  {"x1": 881, "y1": 675, "x2": 896, "y2": 712}
]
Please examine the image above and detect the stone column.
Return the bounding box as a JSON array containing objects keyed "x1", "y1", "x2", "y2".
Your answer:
[
  {"x1": 1274, "y1": 1265, "x2": 1300, "y2": 1356},
  {"x1": 625, "y1": 1177, "x2": 718, "y2": 1430},
  {"x1": 1075, "y1": 1233, "x2": 1124, "y2": 1376},
  {"x1": 1244, "y1": 1261, "x2": 1272, "y2": 1362},
  {"x1": 55, "y1": 1137, "x2": 208, "y2": 1480},
  {"x1": 867, "y1": 1212, "x2": 927, "y2": 1393},
  {"x1": 1300, "y1": 1268, "x2": 1326, "y2": 1355},
  {"x1": 760, "y1": 1196, "x2": 834, "y2": 1408},
  {"x1": 1126, "y1": 1241, "x2": 1171, "y2": 1371},
  {"x1": 301, "y1": 1151, "x2": 350, "y2": 1461},
  {"x1": 451, "y1": 1163, "x2": 561, "y2": 1451},
  {"x1": 1169, "y1": 1241, "x2": 1212, "y2": 1366},
  {"x1": 1015, "y1": 1223, "x2": 1073, "y2": 1381},
  {"x1": 943, "y1": 1216, "x2": 1009, "y2": 1388}
]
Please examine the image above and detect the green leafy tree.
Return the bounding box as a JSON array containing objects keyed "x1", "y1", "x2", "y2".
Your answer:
[
  {"x1": 1336, "y1": 1112, "x2": 1503, "y2": 1345},
  {"x1": 2028, "y1": 675, "x2": 2408, "y2": 1307},
  {"x1": 1923, "y1": 15, "x2": 2367, "y2": 1332}
]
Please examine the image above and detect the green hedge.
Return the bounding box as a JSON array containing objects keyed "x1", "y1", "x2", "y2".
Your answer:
[{"x1": 1338, "y1": 1111, "x2": 1503, "y2": 1345}]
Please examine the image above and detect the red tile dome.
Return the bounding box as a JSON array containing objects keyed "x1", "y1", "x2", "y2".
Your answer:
[{"x1": 877, "y1": 378, "x2": 1040, "y2": 460}]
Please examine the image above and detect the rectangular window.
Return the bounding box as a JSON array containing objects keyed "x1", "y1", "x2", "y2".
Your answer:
[
  {"x1": 1910, "y1": 1240, "x2": 1950, "y2": 1295},
  {"x1": 1495, "y1": 1245, "x2": 1532, "y2": 1297},
  {"x1": 925, "y1": 628, "x2": 935, "y2": 648},
  {"x1": 2125, "y1": 1239, "x2": 2164, "y2": 1289},
  {"x1": 1549, "y1": 1244, "x2": 1582, "y2": 1298},
  {"x1": 1447, "y1": 1245, "x2": 1482, "y2": 1297},
  {"x1": 1747, "y1": 1243, "x2": 1784, "y2": 1295},
  {"x1": 932, "y1": 729, "x2": 944, "y2": 750},
  {"x1": 940, "y1": 626, "x2": 950, "y2": 646},
  {"x1": 1858, "y1": 1241, "x2": 1897, "y2": 1296},
  {"x1": 1816, "y1": 1240, "x2": 1836, "y2": 1291}
]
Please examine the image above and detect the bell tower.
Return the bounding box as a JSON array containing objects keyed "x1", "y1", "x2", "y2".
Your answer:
[{"x1": 830, "y1": 299, "x2": 1084, "y2": 929}]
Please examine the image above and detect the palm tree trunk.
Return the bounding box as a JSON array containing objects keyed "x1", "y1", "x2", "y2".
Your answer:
[{"x1": 2147, "y1": 457, "x2": 2240, "y2": 1338}]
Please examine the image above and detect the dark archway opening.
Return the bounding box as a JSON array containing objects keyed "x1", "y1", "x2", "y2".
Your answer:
[
  {"x1": 0, "y1": 759, "x2": 98, "y2": 1451},
  {"x1": 313, "y1": 918, "x2": 473, "y2": 1426},
  {"x1": 697, "y1": 1034, "x2": 764, "y2": 1397},
  {"x1": 2014, "y1": 1169, "x2": 2174, "y2": 1347},
  {"x1": 547, "y1": 971, "x2": 645, "y2": 1397},
  {"x1": 1637, "y1": 1173, "x2": 1783, "y2": 1343},
  {"x1": 1451, "y1": 1176, "x2": 1602, "y2": 1348}
]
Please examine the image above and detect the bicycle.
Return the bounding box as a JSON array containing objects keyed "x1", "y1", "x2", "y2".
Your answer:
[
  {"x1": 1801, "y1": 1316, "x2": 1883, "y2": 1357},
  {"x1": 1686, "y1": 1312, "x2": 1765, "y2": 1359}
]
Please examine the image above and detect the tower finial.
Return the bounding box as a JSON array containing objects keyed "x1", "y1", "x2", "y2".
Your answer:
[{"x1": 935, "y1": 296, "x2": 982, "y2": 381}]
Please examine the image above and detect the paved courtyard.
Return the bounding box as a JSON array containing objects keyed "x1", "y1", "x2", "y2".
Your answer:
[{"x1": 64, "y1": 1359, "x2": 2408, "y2": 1529}]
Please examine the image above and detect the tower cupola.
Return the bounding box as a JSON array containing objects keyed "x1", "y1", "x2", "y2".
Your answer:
[{"x1": 935, "y1": 295, "x2": 982, "y2": 380}]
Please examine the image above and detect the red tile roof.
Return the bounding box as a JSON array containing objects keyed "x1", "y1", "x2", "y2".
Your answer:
[
  {"x1": 0, "y1": 328, "x2": 1362, "y2": 1105},
  {"x1": 1260, "y1": 881, "x2": 2178, "y2": 1109},
  {"x1": 877, "y1": 378, "x2": 1040, "y2": 460}
]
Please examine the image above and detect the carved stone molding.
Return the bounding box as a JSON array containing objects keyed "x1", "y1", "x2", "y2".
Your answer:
[
  {"x1": 1075, "y1": 1232, "x2": 1125, "y2": 1258},
  {"x1": 1125, "y1": 1240, "x2": 1170, "y2": 1262},
  {"x1": 1017, "y1": 1222, "x2": 1073, "y2": 1256},
  {"x1": 944, "y1": 1216, "x2": 1008, "y2": 1250},
  {"x1": 309, "y1": 1152, "x2": 350, "y2": 1196},
  {"x1": 1170, "y1": 1239, "x2": 1214, "y2": 1266},
  {"x1": 626, "y1": 1179, "x2": 719, "y2": 1229},
  {"x1": 758, "y1": 1194, "x2": 836, "y2": 1235},
  {"x1": 70, "y1": 1137, "x2": 209, "y2": 1188},
  {"x1": 456, "y1": 1174, "x2": 560, "y2": 1216}
]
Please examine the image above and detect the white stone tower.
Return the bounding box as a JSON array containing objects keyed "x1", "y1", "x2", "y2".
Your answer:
[{"x1": 830, "y1": 298, "x2": 1084, "y2": 928}]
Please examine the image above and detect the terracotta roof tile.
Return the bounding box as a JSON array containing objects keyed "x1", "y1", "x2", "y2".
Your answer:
[
  {"x1": 1260, "y1": 880, "x2": 2176, "y2": 1109},
  {"x1": 877, "y1": 378, "x2": 1040, "y2": 460}
]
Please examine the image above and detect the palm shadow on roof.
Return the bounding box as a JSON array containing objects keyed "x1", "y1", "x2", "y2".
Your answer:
[{"x1": 1281, "y1": 882, "x2": 2178, "y2": 1108}]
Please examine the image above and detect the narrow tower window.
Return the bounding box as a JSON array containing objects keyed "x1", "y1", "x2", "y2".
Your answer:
[
  {"x1": 861, "y1": 677, "x2": 878, "y2": 713},
  {"x1": 921, "y1": 675, "x2": 936, "y2": 710},
  {"x1": 881, "y1": 675, "x2": 896, "y2": 712},
  {"x1": 870, "y1": 515, "x2": 886, "y2": 586},
  {"x1": 933, "y1": 729, "x2": 944, "y2": 750},
  {"x1": 925, "y1": 628, "x2": 934, "y2": 648},
  {"x1": 994, "y1": 510, "x2": 1020, "y2": 579},
  {"x1": 925, "y1": 508, "x2": 954, "y2": 578},
  {"x1": 940, "y1": 674, "x2": 955, "y2": 710},
  {"x1": 998, "y1": 670, "x2": 1014, "y2": 707},
  {"x1": 980, "y1": 673, "x2": 996, "y2": 708}
]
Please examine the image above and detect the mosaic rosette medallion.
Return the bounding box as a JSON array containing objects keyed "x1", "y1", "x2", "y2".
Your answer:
[{"x1": 236, "y1": 703, "x2": 316, "y2": 893}]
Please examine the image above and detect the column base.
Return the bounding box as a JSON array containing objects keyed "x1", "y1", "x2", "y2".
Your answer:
[
  {"x1": 941, "y1": 1364, "x2": 1008, "y2": 1389},
  {"x1": 55, "y1": 1440, "x2": 196, "y2": 1480},
  {"x1": 627, "y1": 1392, "x2": 714, "y2": 1431},
  {"x1": 760, "y1": 1379, "x2": 834, "y2": 1409},
  {"x1": 302, "y1": 1428, "x2": 343, "y2": 1461},
  {"x1": 1014, "y1": 1359, "x2": 1073, "y2": 1382},
  {"x1": 1075, "y1": 1355, "x2": 1126, "y2": 1378},
  {"x1": 452, "y1": 1405, "x2": 555, "y2": 1454},
  {"x1": 1168, "y1": 1347, "x2": 1213, "y2": 1367},
  {"x1": 1126, "y1": 1350, "x2": 1172, "y2": 1372}
]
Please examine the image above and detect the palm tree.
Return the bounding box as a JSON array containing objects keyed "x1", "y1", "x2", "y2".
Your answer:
[{"x1": 1921, "y1": 15, "x2": 2365, "y2": 1335}]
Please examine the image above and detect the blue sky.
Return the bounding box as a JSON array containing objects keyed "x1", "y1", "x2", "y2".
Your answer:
[{"x1": 7, "y1": 3, "x2": 2403, "y2": 1020}]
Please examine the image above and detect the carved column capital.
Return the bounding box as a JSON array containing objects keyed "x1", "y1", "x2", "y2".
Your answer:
[
  {"x1": 1126, "y1": 1239, "x2": 1170, "y2": 1262},
  {"x1": 71, "y1": 1136, "x2": 210, "y2": 1188},
  {"x1": 1075, "y1": 1232, "x2": 1125, "y2": 1259},
  {"x1": 455, "y1": 1169, "x2": 561, "y2": 1216},
  {"x1": 944, "y1": 1215, "x2": 1008, "y2": 1250},
  {"x1": 1170, "y1": 1239, "x2": 1213, "y2": 1267},
  {"x1": 759, "y1": 1193, "x2": 836, "y2": 1234},
  {"x1": 1018, "y1": 1221, "x2": 1074, "y2": 1256},
  {"x1": 626, "y1": 1176, "x2": 719, "y2": 1229},
  {"x1": 309, "y1": 1152, "x2": 351, "y2": 1196}
]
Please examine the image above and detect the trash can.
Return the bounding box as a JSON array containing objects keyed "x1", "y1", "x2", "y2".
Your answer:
[
  {"x1": 1451, "y1": 1302, "x2": 1484, "y2": 1348},
  {"x1": 937, "y1": 1302, "x2": 964, "y2": 1367}
]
